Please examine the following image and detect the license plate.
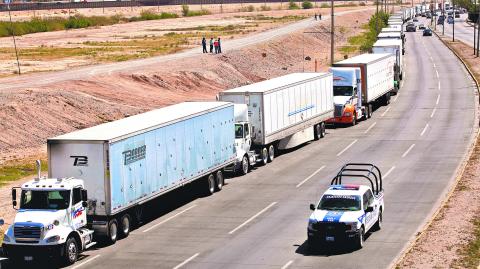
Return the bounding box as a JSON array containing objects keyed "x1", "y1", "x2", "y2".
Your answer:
[
  {"x1": 326, "y1": 236, "x2": 335, "y2": 242},
  {"x1": 24, "y1": 256, "x2": 33, "y2": 261}
]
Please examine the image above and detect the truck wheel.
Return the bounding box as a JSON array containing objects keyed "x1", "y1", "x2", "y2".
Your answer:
[
  {"x1": 260, "y1": 147, "x2": 268, "y2": 165},
  {"x1": 107, "y1": 219, "x2": 118, "y2": 244},
  {"x1": 355, "y1": 227, "x2": 365, "y2": 249},
  {"x1": 215, "y1": 170, "x2": 224, "y2": 191},
  {"x1": 368, "y1": 104, "x2": 373, "y2": 118},
  {"x1": 351, "y1": 113, "x2": 357, "y2": 126},
  {"x1": 267, "y1": 145, "x2": 275, "y2": 162},
  {"x1": 206, "y1": 174, "x2": 215, "y2": 195},
  {"x1": 320, "y1": 122, "x2": 326, "y2": 138},
  {"x1": 314, "y1": 124, "x2": 321, "y2": 140},
  {"x1": 240, "y1": 155, "x2": 249, "y2": 175},
  {"x1": 373, "y1": 210, "x2": 383, "y2": 231},
  {"x1": 63, "y1": 236, "x2": 79, "y2": 265},
  {"x1": 120, "y1": 214, "x2": 131, "y2": 238},
  {"x1": 363, "y1": 106, "x2": 369, "y2": 120}
]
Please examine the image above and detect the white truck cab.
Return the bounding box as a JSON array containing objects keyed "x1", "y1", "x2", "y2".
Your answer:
[
  {"x1": 307, "y1": 163, "x2": 384, "y2": 250},
  {"x1": 2, "y1": 162, "x2": 95, "y2": 265},
  {"x1": 233, "y1": 104, "x2": 257, "y2": 175}
]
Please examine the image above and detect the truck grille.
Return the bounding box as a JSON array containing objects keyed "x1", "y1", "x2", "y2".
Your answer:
[
  {"x1": 334, "y1": 105, "x2": 344, "y2": 117},
  {"x1": 14, "y1": 224, "x2": 42, "y2": 242}
]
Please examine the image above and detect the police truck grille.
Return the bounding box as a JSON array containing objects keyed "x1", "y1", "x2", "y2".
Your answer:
[{"x1": 334, "y1": 105, "x2": 344, "y2": 117}]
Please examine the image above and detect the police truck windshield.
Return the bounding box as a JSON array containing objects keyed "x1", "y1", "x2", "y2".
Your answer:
[
  {"x1": 20, "y1": 190, "x2": 71, "y2": 210},
  {"x1": 333, "y1": 86, "x2": 354, "y2": 97},
  {"x1": 318, "y1": 195, "x2": 361, "y2": 211}
]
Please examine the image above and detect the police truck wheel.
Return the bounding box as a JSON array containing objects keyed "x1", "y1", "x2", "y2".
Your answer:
[
  {"x1": 107, "y1": 219, "x2": 118, "y2": 244},
  {"x1": 320, "y1": 122, "x2": 326, "y2": 138},
  {"x1": 120, "y1": 214, "x2": 131, "y2": 238},
  {"x1": 206, "y1": 174, "x2": 215, "y2": 195},
  {"x1": 240, "y1": 155, "x2": 249, "y2": 175},
  {"x1": 63, "y1": 236, "x2": 78, "y2": 265},
  {"x1": 268, "y1": 145, "x2": 275, "y2": 162},
  {"x1": 314, "y1": 124, "x2": 321, "y2": 140},
  {"x1": 215, "y1": 170, "x2": 224, "y2": 191},
  {"x1": 373, "y1": 210, "x2": 383, "y2": 231},
  {"x1": 261, "y1": 147, "x2": 268, "y2": 165},
  {"x1": 355, "y1": 227, "x2": 365, "y2": 249}
]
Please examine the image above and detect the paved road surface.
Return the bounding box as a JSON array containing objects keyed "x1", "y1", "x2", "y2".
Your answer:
[
  {"x1": 0, "y1": 8, "x2": 372, "y2": 91},
  {"x1": 43, "y1": 18, "x2": 475, "y2": 269},
  {"x1": 427, "y1": 14, "x2": 476, "y2": 47}
]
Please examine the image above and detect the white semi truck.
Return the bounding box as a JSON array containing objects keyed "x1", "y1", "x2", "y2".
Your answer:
[
  {"x1": 372, "y1": 38, "x2": 404, "y2": 83},
  {"x1": 219, "y1": 72, "x2": 334, "y2": 174},
  {"x1": 2, "y1": 102, "x2": 238, "y2": 265},
  {"x1": 327, "y1": 53, "x2": 396, "y2": 125}
]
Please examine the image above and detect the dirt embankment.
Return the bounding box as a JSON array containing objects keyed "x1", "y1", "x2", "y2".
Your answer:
[{"x1": 397, "y1": 38, "x2": 480, "y2": 269}]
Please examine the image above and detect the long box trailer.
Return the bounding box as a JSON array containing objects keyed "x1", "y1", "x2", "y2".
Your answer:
[
  {"x1": 219, "y1": 73, "x2": 333, "y2": 149},
  {"x1": 48, "y1": 102, "x2": 235, "y2": 217},
  {"x1": 332, "y1": 53, "x2": 396, "y2": 104},
  {"x1": 372, "y1": 38, "x2": 404, "y2": 82}
]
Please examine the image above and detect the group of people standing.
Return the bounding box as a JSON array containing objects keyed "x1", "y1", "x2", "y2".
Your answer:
[{"x1": 202, "y1": 37, "x2": 222, "y2": 54}]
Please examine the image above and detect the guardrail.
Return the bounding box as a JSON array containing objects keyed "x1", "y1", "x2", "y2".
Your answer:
[{"x1": 0, "y1": 0, "x2": 357, "y2": 12}]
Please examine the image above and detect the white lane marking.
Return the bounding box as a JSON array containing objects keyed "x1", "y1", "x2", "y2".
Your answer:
[
  {"x1": 336, "y1": 139, "x2": 358, "y2": 157},
  {"x1": 296, "y1": 165, "x2": 326, "y2": 188},
  {"x1": 402, "y1": 144, "x2": 416, "y2": 158},
  {"x1": 435, "y1": 69, "x2": 439, "y2": 79},
  {"x1": 71, "y1": 255, "x2": 101, "y2": 269},
  {"x1": 364, "y1": 122, "x2": 377, "y2": 134},
  {"x1": 393, "y1": 93, "x2": 400, "y2": 103},
  {"x1": 432, "y1": 62, "x2": 436, "y2": 68},
  {"x1": 438, "y1": 81, "x2": 441, "y2": 90},
  {"x1": 228, "y1": 202, "x2": 277, "y2": 234},
  {"x1": 143, "y1": 205, "x2": 197, "y2": 233},
  {"x1": 281, "y1": 260, "x2": 294, "y2": 269},
  {"x1": 420, "y1": 123, "x2": 429, "y2": 136},
  {"x1": 173, "y1": 253, "x2": 200, "y2": 269},
  {"x1": 436, "y1": 94, "x2": 440, "y2": 105},
  {"x1": 430, "y1": 107, "x2": 437, "y2": 118},
  {"x1": 381, "y1": 107, "x2": 391, "y2": 117},
  {"x1": 383, "y1": 166, "x2": 396, "y2": 179}
]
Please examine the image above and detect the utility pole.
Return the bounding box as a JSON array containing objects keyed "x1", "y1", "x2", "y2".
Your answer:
[
  {"x1": 442, "y1": 0, "x2": 445, "y2": 35},
  {"x1": 474, "y1": 0, "x2": 477, "y2": 54},
  {"x1": 330, "y1": 0, "x2": 334, "y2": 65},
  {"x1": 376, "y1": 0, "x2": 379, "y2": 34},
  {"x1": 477, "y1": 7, "x2": 480, "y2": 56},
  {"x1": 452, "y1": 0, "x2": 455, "y2": 41},
  {"x1": 7, "y1": 1, "x2": 21, "y2": 75}
]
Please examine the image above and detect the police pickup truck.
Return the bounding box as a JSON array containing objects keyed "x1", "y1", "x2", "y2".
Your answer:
[{"x1": 307, "y1": 163, "x2": 384, "y2": 250}]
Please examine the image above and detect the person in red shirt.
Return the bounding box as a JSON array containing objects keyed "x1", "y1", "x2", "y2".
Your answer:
[{"x1": 214, "y1": 39, "x2": 219, "y2": 54}]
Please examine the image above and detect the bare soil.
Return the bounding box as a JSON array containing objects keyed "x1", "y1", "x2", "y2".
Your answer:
[
  {"x1": 0, "y1": 8, "x2": 373, "y2": 228},
  {"x1": 396, "y1": 37, "x2": 480, "y2": 269}
]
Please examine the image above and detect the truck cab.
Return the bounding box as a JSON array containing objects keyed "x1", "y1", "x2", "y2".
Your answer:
[
  {"x1": 232, "y1": 104, "x2": 257, "y2": 175},
  {"x1": 307, "y1": 163, "x2": 384, "y2": 250},
  {"x1": 2, "y1": 164, "x2": 95, "y2": 265},
  {"x1": 327, "y1": 67, "x2": 365, "y2": 126}
]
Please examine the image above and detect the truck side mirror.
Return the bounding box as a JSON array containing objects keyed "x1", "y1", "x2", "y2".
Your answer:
[
  {"x1": 309, "y1": 204, "x2": 316, "y2": 211},
  {"x1": 365, "y1": 206, "x2": 374, "y2": 213},
  {"x1": 82, "y1": 201, "x2": 88, "y2": 208},
  {"x1": 81, "y1": 189, "x2": 88, "y2": 202},
  {"x1": 0, "y1": 219, "x2": 4, "y2": 226},
  {"x1": 13, "y1": 200, "x2": 17, "y2": 208},
  {"x1": 12, "y1": 188, "x2": 18, "y2": 209}
]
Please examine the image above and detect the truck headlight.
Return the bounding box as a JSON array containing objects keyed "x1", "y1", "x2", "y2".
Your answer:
[
  {"x1": 3, "y1": 234, "x2": 10, "y2": 242},
  {"x1": 46, "y1": 235, "x2": 61, "y2": 243},
  {"x1": 344, "y1": 112, "x2": 352, "y2": 117},
  {"x1": 308, "y1": 219, "x2": 317, "y2": 230},
  {"x1": 345, "y1": 222, "x2": 358, "y2": 231}
]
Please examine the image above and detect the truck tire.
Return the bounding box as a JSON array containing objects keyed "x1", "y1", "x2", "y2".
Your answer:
[
  {"x1": 355, "y1": 227, "x2": 365, "y2": 249},
  {"x1": 120, "y1": 214, "x2": 131, "y2": 238},
  {"x1": 215, "y1": 170, "x2": 224, "y2": 191},
  {"x1": 240, "y1": 155, "x2": 249, "y2": 175},
  {"x1": 63, "y1": 236, "x2": 79, "y2": 265},
  {"x1": 107, "y1": 219, "x2": 118, "y2": 244},
  {"x1": 260, "y1": 147, "x2": 268, "y2": 165},
  {"x1": 351, "y1": 113, "x2": 357, "y2": 126},
  {"x1": 363, "y1": 106, "x2": 369, "y2": 120},
  {"x1": 383, "y1": 93, "x2": 391, "y2": 106},
  {"x1": 373, "y1": 209, "x2": 383, "y2": 231},
  {"x1": 314, "y1": 124, "x2": 321, "y2": 140},
  {"x1": 206, "y1": 174, "x2": 215, "y2": 195},
  {"x1": 367, "y1": 104, "x2": 373, "y2": 119},
  {"x1": 320, "y1": 122, "x2": 326, "y2": 138},
  {"x1": 267, "y1": 145, "x2": 275, "y2": 162}
]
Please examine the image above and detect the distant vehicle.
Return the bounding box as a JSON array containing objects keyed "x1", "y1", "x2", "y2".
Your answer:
[
  {"x1": 447, "y1": 16, "x2": 454, "y2": 24},
  {"x1": 406, "y1": 23, "x2": 417, "y2": 32},
  {"x1": 455, "y1": 13, "x2": 460, "y2": 18},
  {"x1": 418, "y1": 24, "x2": 426, "y2": 29},
  {"x1": 423, "y1": 28, "x2": 433, "y2": 36},
  {"x1": 307, "y1": 164, "x2": 384, "y2": 250},
  {"x1": 437, "y1": 18, "x2": 444, "y2": 25},
  {"x1": 413, "y1": 17, "x2": 419, "y2": 22},
  {"x1": 426, "y1": 13, "x2": 432, "y2": 18}
]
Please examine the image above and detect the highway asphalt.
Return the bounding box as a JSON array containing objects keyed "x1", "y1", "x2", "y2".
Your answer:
[
  {"x1": 430, "y1": 14, "x2": 476, "y2": 47},
  {"x1": 36, "y1": 19, "x2": 476, "y2": 269},
  {"x1": 4, "y1": 16, "x2": 478, "y2": 269}
]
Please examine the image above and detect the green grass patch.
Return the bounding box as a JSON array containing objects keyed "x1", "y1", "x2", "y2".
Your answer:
[
  {"x1": 302, "y1": 0, "x2": 313, "y2": 9},
  {"x1": 341, "y1": 11, "x2": 389, "y2": 53},
  {"x1": 455, "y1": 218, "x2": 480, "y2": 268},
  {"x1": 0, "y1": 161, "x2": 48, "y2": 186},
  {"x1": 289, "y1": 0, "x2": 300, "y2": 10}
]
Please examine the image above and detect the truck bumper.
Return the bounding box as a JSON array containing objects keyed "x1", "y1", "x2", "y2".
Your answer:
[
  {"x1": 307, "y1": 229, "x2": 358, "y2": 245},
  {"x1": 2, "y1": 243, "x2": 62, "y2": 261},
  {"x1": 326, "y1": 115, "x2": 354, "y2": 124}
]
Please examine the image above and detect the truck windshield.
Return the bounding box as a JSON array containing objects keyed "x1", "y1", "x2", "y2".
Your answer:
[
  {"x1": 20, "y1": 190, "x2": 71, "y2": 210},
  {"x1": 333, "y1": 86, "x2": 354, "y2": 97},
  {"x1": 318, "y1": 195, "x2": 361, "y2": 211},
  {"x1": 235, "y1": 124, "x2": 244, "y2": 139}
]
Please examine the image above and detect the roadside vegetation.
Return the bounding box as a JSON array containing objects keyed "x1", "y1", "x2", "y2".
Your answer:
[
  {"x1": 339, "y1": 11, "x2": 389, "y2": 54},
  {"x1": 0, "y1": 160, "x2": 48, "y2": 187},
  {"x1": 181, "y1": 5, "x2": 211, "y2": 17}
]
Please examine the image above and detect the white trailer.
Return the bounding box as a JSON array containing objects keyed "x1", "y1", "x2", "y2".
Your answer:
[
  {"x1": 372, "y1": 39, "x2": 404, "y2": 84},
  {"x1": 219, "y1": 72, "x2": 334, "y2": 167}
]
